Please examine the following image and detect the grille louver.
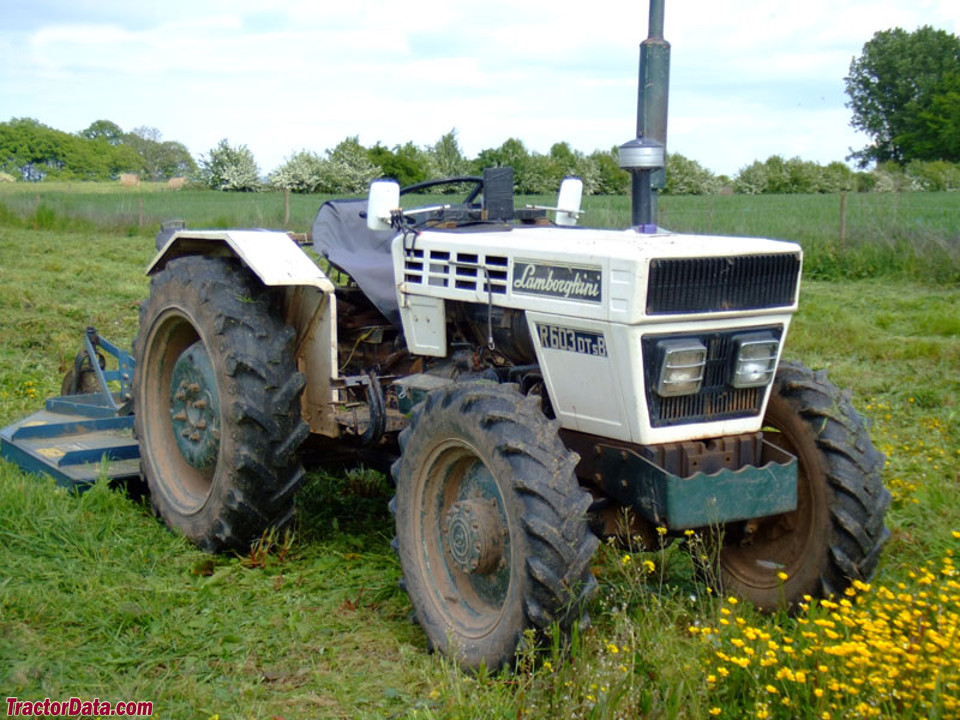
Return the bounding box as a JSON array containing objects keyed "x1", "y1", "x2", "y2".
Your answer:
[
  {"x1": 403, "y1": 249, "x2": 508, "y2": 294},
  {"x1": 647, "y1": 254, "x2": 800, "y2": 315}
]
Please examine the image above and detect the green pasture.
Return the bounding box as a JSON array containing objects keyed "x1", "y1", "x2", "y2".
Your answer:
[
  {"x1": 0, "y1": 188, "x2": 958, "y2": 719},
  {"x1": 1, "y1": 182, "x2": 958, "y2": 283}
]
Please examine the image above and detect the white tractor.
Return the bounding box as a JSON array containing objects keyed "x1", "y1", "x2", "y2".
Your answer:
[{"x1": 132, "y1": 2, "x2": 889, "y2": 671}]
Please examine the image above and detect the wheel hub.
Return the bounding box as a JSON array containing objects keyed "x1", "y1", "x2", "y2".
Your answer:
[
  {"x1": 169, "y1": 341, "x2": 220, "y2": 469},
  {"x1": 443, "y1": 498, "x2": 504, "y2": 575}
]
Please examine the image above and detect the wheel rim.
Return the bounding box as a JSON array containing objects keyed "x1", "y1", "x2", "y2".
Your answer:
[
  {"x1": 415, "y1": 438, "x2": 512, "y2": 638},
  {"x1": 718, "y1": 411, "x2": 824, "y2": 592},
  {"x1": 142, "y1": 309, "x2": 221, "y2": 514},
  {"x1": 170, "y1": 341, "x2": 220, "y2": 470}
]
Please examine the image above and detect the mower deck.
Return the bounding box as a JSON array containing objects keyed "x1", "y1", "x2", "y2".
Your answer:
[{"x1": 1, "y1": 395, "x2": 140, "y2": 490}]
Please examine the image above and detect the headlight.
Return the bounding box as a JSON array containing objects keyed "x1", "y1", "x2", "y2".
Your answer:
[
  {"x1": 656, "y1": 339, "x2": 707, "y2": 397},
  {"x1": 731, "y1": 333, "x2": 779, "y2": 388}
]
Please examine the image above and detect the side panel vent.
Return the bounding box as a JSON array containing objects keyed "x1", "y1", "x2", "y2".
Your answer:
[{"x1": 403, "y1": 249, "x2": 508, "y2": 295}]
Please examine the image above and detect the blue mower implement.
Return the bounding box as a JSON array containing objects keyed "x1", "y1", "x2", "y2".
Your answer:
[{"x1": 0, "y1": 327, "x2": 140, "y2": 490}]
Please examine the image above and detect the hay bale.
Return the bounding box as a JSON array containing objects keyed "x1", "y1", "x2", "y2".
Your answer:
[
  {"x1": 120, "y1": 173, "x2": 140, "y2": 187},
  {"x1": 167, "y1": 177, "x2": 186, "y2": 190},
  {"x1": 0, "y1": 172, "x2": 14, "y2": 183}
]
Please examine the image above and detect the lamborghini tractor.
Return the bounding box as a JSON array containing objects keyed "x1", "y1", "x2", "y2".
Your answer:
[{"x1": 3, "y1": 0, "x2": 890, "y2": 671}]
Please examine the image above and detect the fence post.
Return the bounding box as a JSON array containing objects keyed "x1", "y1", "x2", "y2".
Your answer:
[
  {"x1": 138, "y1": 197, "x2": 144, "y2": 230},
  {"x1": 839, "y1": 191, "x2": 848, "y2": 253},
  {"x1": 284, "y1": 188, "x2": 290, "y2": 226}
]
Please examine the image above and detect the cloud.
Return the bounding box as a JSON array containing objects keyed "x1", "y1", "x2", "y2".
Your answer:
[{"x1": 1, "y1": 0, "x2": 955, "y2": 176}]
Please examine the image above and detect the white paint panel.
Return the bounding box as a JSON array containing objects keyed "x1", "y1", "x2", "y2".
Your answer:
[
  {"x1": 526, "y1": 311, "x2": 630, "y2": 440},
  {"x1": 148, "y1": 230, "x2": 335, "y2": 293},
  {"x1": 401, "y1": 294, "x2": 447, "y2": 357}
]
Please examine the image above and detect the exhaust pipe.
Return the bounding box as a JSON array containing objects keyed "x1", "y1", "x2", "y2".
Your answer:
[{"x1": 620, "y1": 0, "x2": 670, "y2": 230}]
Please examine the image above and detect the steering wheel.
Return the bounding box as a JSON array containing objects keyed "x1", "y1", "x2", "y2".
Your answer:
[{"x1": 400, "y1": 176, "x2": 484, "y2": 205}]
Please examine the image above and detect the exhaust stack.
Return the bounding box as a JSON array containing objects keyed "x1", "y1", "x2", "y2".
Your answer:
[{"x1": 620, "y1": 0, "x2": 670, "y2": 230}]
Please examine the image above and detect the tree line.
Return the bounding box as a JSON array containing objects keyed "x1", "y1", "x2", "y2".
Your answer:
[
  {"x1": 2, "y1": 25, "x2": 957, "y2": 194},
  {"x1": 5, "y1": 118, "x2": 958, "y2": 196},
  {"x1": 0, "y1": 118, "x2": 196, "y2": 183}
]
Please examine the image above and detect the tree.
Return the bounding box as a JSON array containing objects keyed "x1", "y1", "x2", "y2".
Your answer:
[
  {"x1": 1, "y1": 117, "x2": 140, "y2": 181},
  {"x1": 845, "y1": 26, "x2": 960, "y2": 166},
  {"x1": 733, "y1": 160, "x2": 769, "y2": 195},
  {"x1": 904, "y1": 72, "x2": 960, "y2": 162},
  {"x1": 200, "y1": 139, "x2": 260, "y2": 191},
  {"x1": 79, "y1": 119, "x2": 124, "y2": 146},
  {"x1": 475, "y1": 138, "x2": 557, "y2": 194},
  {"x1": 664, "y1": 153, "x2": 720, "y2": 195},
  {"x1": 317, "y1": 136, "x2": 381, "y2": 194},
  {"x1": 123, "y1": 128, "x2": 196, "y2": 180},
  {"x1": 268, "y1": 150, "x2": 325, "y2": 193},
  {"x1": 368, "y1": 141, "x2": 429, "y2": 186},
  {"x1": 429, "y1": 129, "x2": 471, "y2": 181},
  {"x1": 819, "y1": 161, "x2": 857, "y2": 193},
  {"x1": 591, "y1": 146, "x2": 630, "y2": 195}
]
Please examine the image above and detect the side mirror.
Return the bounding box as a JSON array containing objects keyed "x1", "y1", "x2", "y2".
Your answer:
[
  {"x1": 555, "y1": 177, "x2": 583, "y2": 227},
  {"x1": 366, "y1": 180, "x2": 400, "y2": 231}
]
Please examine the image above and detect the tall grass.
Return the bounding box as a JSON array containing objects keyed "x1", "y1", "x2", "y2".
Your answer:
[
  {"x1": 658, "y1": 193, "x2": 960, "y2": 284},
  {"x1": 1, "y1": 183, "x2": 958, "y2": 283},
  {"x1": 0, "y1": 182, "x2": 330, "y2": 237}
]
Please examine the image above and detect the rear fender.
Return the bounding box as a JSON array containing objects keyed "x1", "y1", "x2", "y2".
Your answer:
[{"x1": 147, "y1": 230, "x2": 340, "y2": 437}]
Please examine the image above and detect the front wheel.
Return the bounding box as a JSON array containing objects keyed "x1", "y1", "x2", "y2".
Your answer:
[
  {"x1": 710, "y1": 362, "x2": 891, "y2": 609},
  {"x1": 391, "y1": 382, "x2": 598, "y2": 671},
  {"x1": 133, "y1": 256, "x2": 309, "y2": 552}
]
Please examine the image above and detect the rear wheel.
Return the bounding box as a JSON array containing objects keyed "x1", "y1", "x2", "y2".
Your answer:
[
  {"x1": 711, "y1": 362, "x2": 890, "y2": 608},
  {"x1": 133, "y1": 256, "x2": 309, "y2": 552},
  {"x1": 391, "y1": 382, "x2": 598, "y2": 671}
]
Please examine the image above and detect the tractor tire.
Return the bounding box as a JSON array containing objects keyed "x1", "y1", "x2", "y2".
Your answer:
[
  {"x1": 133, "y1": 256, "x2": 309, "y2": 552},
  {"x1": 391, "y1": 381, "x2": 599, "y2": 671},
  {"x1": 711, "y1": 361, "x2": 890, "y2": 609}
]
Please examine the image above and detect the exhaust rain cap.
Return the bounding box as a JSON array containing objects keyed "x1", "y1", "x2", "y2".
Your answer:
[{"x1": 618, "y1": 136, "x2": 665, "y2": 172}]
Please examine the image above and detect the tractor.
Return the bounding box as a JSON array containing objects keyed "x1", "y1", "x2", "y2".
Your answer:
[{"x1": 4, "y1": 0, "x2": 890, "y2": 672}]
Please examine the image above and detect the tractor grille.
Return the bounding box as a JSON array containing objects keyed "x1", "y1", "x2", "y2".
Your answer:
[
  {"x1": 642, "y1": 327, "x2": 782, "y2": 427},
  {"x1": 646, "y1": 253, "x2": 800, "y2": 315}
]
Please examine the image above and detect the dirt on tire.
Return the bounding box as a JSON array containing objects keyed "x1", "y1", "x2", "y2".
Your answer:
[{"x1": 133, "y1": 256, "x2": 309, "y2": 552}]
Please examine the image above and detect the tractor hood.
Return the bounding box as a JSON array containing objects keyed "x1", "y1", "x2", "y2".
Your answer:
[{"x1": 396, "y1": 225, "x2": 803, "y2": 327}]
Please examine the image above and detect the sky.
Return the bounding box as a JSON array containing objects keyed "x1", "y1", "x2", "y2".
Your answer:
[{"x1": 1, "y1": 0, "x2": 958, "y2": 178}]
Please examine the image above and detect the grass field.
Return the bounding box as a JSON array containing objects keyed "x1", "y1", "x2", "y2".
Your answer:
[
  {"x1": 1, "y1": 188, "x2": 959, "y2": 719},
  {"x1": 2, "y1": 182, "x2": 959, "y2": 283}
]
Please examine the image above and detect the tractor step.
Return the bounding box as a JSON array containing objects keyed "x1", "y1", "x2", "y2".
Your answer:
[{"x1": 1, "y1": 402, "x2": 140, "y2": 491}]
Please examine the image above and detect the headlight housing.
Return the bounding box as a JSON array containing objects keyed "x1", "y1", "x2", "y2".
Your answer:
[
  {"x1": 656, "y1": 339, "x2": 707, "y2": 397},
  {"x1": 731, "y1": 332, "x2": 779, "y2": 388}
]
